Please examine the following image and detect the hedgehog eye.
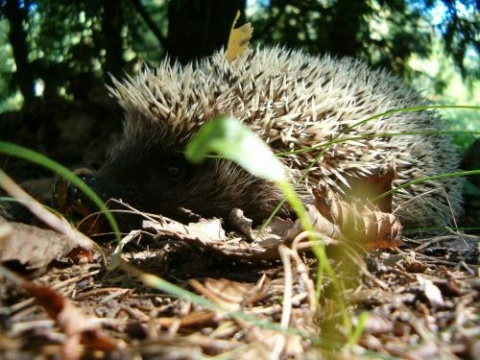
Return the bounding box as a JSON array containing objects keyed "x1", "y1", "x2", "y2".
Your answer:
[{"x1": 166, "y1": 162, "x2": 185, "y2": 180}]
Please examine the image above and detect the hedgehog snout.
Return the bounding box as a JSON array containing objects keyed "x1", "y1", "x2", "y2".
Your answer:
[
  {"x1": 55, "y1": 168, "x2": 150, "y2": 233},
  {"x1": 68, "y1": 172, "x2": 98, "y2": 202},
  {"x1": 54, "y1": 169, "x2": 98, "y2": 212}
]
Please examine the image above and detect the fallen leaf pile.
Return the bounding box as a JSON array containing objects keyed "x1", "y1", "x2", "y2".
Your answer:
[{"x1": 2, "y1": 204, "x2": 479, "y2": 359}]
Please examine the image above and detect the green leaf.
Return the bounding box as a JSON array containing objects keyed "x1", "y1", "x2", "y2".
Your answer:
[{"x1": 185, "y1": 115, "x2": 287, "y2": 182}]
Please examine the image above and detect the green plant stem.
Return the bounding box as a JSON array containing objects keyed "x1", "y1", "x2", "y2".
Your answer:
[
  {"x1": 277, "y1": 180, "x2": 352, "y2": 335},
  {"x1": 0, "y1": 141, "x2": 121, "y2": 243},
  {"x1": 374, "y1": 169, "x2": 480, "y2": 201}
]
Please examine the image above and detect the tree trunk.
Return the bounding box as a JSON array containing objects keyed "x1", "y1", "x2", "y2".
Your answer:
[
  {"x1": 167, "y1": 0, "x2": 246, "y2": 64},
  {"x1": 102, "y1": 0, "x2": 125, "y2": 80},
  {"x1": 4, "y1": 0, "x2": 36, "y2": 105},
  {"x1": 328, "y1": 0, "x2": 371, "y2": 58}
]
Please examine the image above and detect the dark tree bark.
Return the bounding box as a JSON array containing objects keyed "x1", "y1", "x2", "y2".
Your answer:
[
  {"x1": 328, "y1": 0, "x2": 371, "y2": 58},
  {"x1": 166, "y1": 0, "x2": 246, "y2": 64},
  {"x1": 102, "y1": 0, "x2": 125, "y2": 80},
  {"x1": 4, "y1": 0, "x2": 36, "y2": 105}
]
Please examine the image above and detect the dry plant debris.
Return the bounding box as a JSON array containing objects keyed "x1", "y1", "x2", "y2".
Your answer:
[
  {"x1": 0, "y1": 218, "x2": 91, "y2": 268},
  {"x1": 0, "y1": 170, "x2": 479, "y2": 359},
  {"x1": 1, "y1": 197, "x2": 479, "y2": 359},
  {"x1": 226, "y1": 11, "x2": 254, "y2": 63}
]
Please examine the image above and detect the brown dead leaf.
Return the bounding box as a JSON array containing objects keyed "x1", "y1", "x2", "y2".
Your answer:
[
  {"x1": 155, "y1": 310, "x2": 216, "y2": 329},
  {"x1": 0, "y1": 218, "x2": 89, "y2": 268},
  {"x1": 144, "y1": 217, "x2": 227, "y2": 242},
  {"x1": 143, "y1": 212, "x2": 339, "y2": 261},
  {"x1": 344, "y1": 164, "x2": 396, "y2": 213},
  {"x1": 186, "y1": 218, "x2": 227, "y2": 240},
  {"x1": 144, "y1": 216, "x2": 293, "y2": 261},
  {"x1": 0, "y1": 169, "x2": 92, "y2": 251},
  {"x1": 226, "y1": 11, "x2": 253, "y2": 62},
  {"x1": 301, "y1": 203, "x2": 344, "y2": 241},
  {"x1": 23, "y1": 282, "x2": 122, "y2": 359},
  {"x1": 229, "y1": 208, "x2": 254, "y2": 241},
  {"x1": 189, "y1": 275, "x2": 269, "y2": 310},
  {"x1": 313, "y1": 181, "x2": 402, "y2": 249},
  {"x1": 403, "y1": 254, "x2": 428, "y2": 273},
  {"x1": 357, "y1": 313, "x2": 394, "y2": 336}
]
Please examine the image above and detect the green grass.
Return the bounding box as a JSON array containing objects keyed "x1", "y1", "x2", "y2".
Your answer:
[{"x1": 0, "y1": 141, "x2": 122, "y2": 243}]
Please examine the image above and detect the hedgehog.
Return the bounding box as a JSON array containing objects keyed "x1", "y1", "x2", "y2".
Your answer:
[{"x1": 76, "y1": 46, "x2": 463, "y2": 231}]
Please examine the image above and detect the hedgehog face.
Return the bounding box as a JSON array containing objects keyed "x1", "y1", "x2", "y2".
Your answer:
[{"x1": 87, "y1": 137, "x2": 289, "y2": 226}]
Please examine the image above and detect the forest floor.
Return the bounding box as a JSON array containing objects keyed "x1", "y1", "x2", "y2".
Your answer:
[{"x1": 1, "y1": 214, "x2": 479, "y2": 359}]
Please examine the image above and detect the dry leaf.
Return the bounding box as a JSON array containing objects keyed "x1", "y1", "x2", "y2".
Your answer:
[
  {"x1": 144, "y1": 217, "x2": 226, "y2": 242},
  {"x1": 155, "y1": 311, "x2": 216, "y2": 328},
  {"x1": 228, "y1": 208, "x2": 254, "y2": 240},
  {"x1": 417, "y1": 275, "x2": 445, "y2": 308},
  {"x1": 292, "y1": 204, "x2": 344, "y2": 242},
  {"x1": 0, "y1": 218, "x2": 89, "y2": 268},
  {"x1": 0, "y1": 169, "x2": 92, "y2": 250},
  {"x1": 142, "y1": 212, "x2": 338, "y2": 261},
  {"x1": 226, "y1": 11, "x2": 253, "y2": 62},
  {"x1": 357, "y1": 313, "x2": 394, "y2": 335},
  {"x1": 189, "y1": 276, "x2": 268, "y2": 310},
  {"x1": 313, "y1": 181, "x2": 402, "y2": 249},
  {"x1": 23, "y1": 282, "x2": 122, "y2": 359}
]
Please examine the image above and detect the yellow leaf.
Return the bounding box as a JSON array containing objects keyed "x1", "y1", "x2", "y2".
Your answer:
[{"x1": 226, "y1": 11, "x2": 253, "y2": 63}]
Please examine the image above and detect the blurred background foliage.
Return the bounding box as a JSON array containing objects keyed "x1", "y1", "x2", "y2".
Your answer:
[{"x1": 0, "y1": 0, "x2": 479, "y2": 148}]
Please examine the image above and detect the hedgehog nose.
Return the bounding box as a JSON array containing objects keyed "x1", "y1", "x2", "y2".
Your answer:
[
  {"x1": 53, "y1": 169, "x2": 116, "y2": 235},
  {"x1": 67, "y1": 172, "x2": 98, "y2": 201},
  {"x1": 53, "y1": 168, "x2": 100, "y2": 215}
]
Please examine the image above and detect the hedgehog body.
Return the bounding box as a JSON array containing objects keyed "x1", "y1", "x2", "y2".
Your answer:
[{"x1": 98, "y1": 46, "x2": 462, "y2": 230}]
